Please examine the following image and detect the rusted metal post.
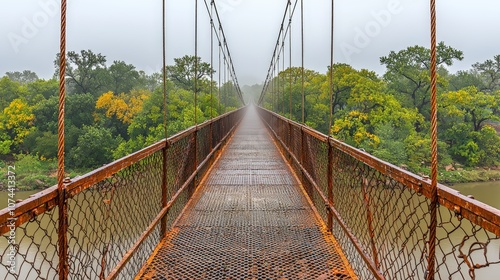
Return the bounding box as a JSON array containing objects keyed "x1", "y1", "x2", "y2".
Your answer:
[
  {"x1": 300, "y1": 127, "x2": 306, "y2": 186},
  {"x1": 57, "y1": 190, "x2": 68, "y2": 280},
  {"x1": 209, "y1": 0, "x2": 214, "y2": 154},
  {"x1": 193, "y1": 130, "x2": 198, "y2": 186},
  {"x1": 160, "y1": 147, "x2": 168, "y2": 237},
  {"x1": 209, "y1": 122, "x2": 214, "y2": 152},
  {"x1": 288, "y1": 121, "x2": 292, "y2": 160},
  {"x1": 160, "y1": 0, "x2": 168, "y2": 239},
  {"x1": 363, "y1": 178, "x2": 380, "y2": 270},
  {"x1": 327, "y1": 139, "x2": 334, "y2": 231}
]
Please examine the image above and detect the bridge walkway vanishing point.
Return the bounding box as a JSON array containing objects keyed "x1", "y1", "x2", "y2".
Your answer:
[{"x1": 138, "y1": 107, "x2": 356, "y2": 279}]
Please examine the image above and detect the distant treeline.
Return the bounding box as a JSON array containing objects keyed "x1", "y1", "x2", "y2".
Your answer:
[
  {"x1": 1, "y1": 44, "x2": 500, "y2": 189},
  {"x1": 261, "y1": 42, "x2": 500, "y2": 174},
  {"x1": 0, "y1": 51, "x2": 240, "y2": 189}
]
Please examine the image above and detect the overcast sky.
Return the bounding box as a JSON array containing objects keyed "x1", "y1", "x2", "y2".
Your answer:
[{"x1": 1, "y1": 0, "x2": 499, "y2": 86}]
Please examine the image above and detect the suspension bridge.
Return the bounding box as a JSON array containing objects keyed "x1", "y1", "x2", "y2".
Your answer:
[{"x1": 2, "y1": 1, "x2": 500, "y2": 279}]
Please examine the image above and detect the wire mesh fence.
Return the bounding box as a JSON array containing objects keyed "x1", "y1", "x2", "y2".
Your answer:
[
  {"x1": 0, "y1": 205, "x2": 59, "y2": 279},
  {"x1": 0, "y1": 108, "x2": 245, "y2": 280},
  {"x1": 257, "y1": 106, "x2": 500, "y2": 280}
]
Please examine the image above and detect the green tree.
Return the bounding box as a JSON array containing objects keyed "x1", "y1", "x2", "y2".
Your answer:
[
  {"x1": 448, "y1": 70, "x2": 484, "y2": 91},
  {"x1": 371, "y1": 122, "x2": 408, "y2": 165},
  {"x1": 33, "y1": 93, "x2": 96, "y2": 134},
  {"x1": 271, "y1": 67, "x2": 323, "y2": 123},
  {"x1": 472, "y1": 54, "x2": 500, "y2": 92},
  {"x1": 404, "y1": 133, "x2": 452, "y2": 171},
  {"x1": 137, "y1": 71, "x2": 162, "y2": 92},
  {"x1": 440, "y1": 86, "x2": 499, "y2": 131},
  {"x1": 23, "y1": 130, "x2": 58, "y2": 159},
  {"x1": 66, "y1": 93, "x2": 96, "y2": 128},
  {"x1": 439, "y1": 87, "x2": 500, "y2": 166},
  {"x1": 5, "y1": 70, "x2": 38, "y2": 85},
  {"x1": 0, "y1": 99, "x2": 35, "y2": 154},
  {"x1": 68, "y1": 125, "x2": 120, "y2": 168},
  {"x1": 472, "y1": 125, "x2": 500, "y2": 166},
  {"x1": 32, "y1": 97, "x2": 58, "y2": 133},
  {"x1": 220, "y1": 81, "x2": 240, "y2": 112},
  {"x1": 327, "y1": 64, "x2": 379, "y2": 117},
  {"x1": 331, "y1": 72, "x2": 422, "y2": 150},
  {"x1": 55, "y1": 49, "x2": 110, "y2": 95},
  {"x1": 166, "y1": 55, "x2": 215, "y2": 91},
  {"x1": 26, "y1": 78, "x2": 59, "y2": 100},
  {"x1": 0, "y1": 76, "x2": 26, "y2": 109},
  {"x1": 108, "y1": 60, "x2": 140, "y2": 94},
  {"x1": 380, "y1": 42, "x2": 463, "y2": 128}
]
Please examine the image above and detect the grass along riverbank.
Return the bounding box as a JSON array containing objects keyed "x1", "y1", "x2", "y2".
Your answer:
[
  {"x1": 1, "y1": 154, "x2": 88, "y2": 191},
  {"x1": 439, "y1": 168, "x2": 500, "y2": 184}
]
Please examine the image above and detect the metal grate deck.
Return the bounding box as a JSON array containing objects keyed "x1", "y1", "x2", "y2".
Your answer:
[{"x1": 138, "y1": 108, "x2": 355, "y2": 279}]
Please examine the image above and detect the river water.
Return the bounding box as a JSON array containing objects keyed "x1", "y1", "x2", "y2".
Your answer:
[
  {"x1": 0, "y1": 190, "x2": 39, "y2": 209},
  {"x1": 451, "y1": 181, "x2": 500, "y2": 210}
]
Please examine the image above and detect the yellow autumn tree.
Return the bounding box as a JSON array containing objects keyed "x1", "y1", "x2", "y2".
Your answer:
[
  {"x1": 96, "y1": 89, "x2": 150, "y2": 124},
  {"x1": 0, "y1": 98, "x2": 35, "y2": 154}
]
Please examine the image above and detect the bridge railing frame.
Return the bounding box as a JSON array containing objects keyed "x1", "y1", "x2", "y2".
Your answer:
[
  {"x1": 257, "y1": 106, "x2": 500, "y2": 280},
  {"x1": 0, "y1": 107, "x2": 246, "y2": 280}
]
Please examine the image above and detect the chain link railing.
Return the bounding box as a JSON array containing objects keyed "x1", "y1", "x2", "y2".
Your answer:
[
  {"x1": 0, "y1": 108, "x2": 245, "y2": 280},
  {"x1": 257, "y1": 106, "x2": 500, "y2": 280}
]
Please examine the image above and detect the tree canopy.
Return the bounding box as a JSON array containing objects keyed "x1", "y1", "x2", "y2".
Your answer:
[
  {"x1": 261, "y1": 47, "x2": 500, "y2": 172},
  {"x1": 2, "y1": 52, "x2": 241, "y2": 174},
  {"x1": 1, "y1": 46, "x2": 500, "y2": 190}
]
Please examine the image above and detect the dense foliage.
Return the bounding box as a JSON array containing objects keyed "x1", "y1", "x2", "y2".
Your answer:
[
  {"x1": 262, "y1": 44, "x2": 500, "y2": 174},
  {"x1": 1, "y1": 45, "x2": 499, "y2": 189},
  {"x1": 0, "y1": 51, "x2": 240, "y2": 189}
]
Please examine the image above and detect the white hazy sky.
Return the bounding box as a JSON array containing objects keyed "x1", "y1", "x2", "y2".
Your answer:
[{"x1": 1, "y1": 0, "x2": 499, "y2": 85}]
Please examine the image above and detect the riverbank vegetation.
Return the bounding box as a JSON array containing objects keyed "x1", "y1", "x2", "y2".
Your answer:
[
  {"x1": 261, "y1": 43, "x2": 500, "y2": 182},
  {"x1": 0, "y1": 52, "x2": 240, "y2": 190},
  {"x1": 1, "y1": 44, "x2": 499, "y2": 190}
]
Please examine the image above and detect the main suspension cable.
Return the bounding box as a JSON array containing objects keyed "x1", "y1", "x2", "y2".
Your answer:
[
  {"x1": 194, "y1": 0, "x2": 199, "y2": 125},
  {"x1": 210, "y1": 0, "x2": 214, "y2": 119},
  {"x1": 162, "y1": 0, "x2": 168, "y2": 139},
  {"x1": 289, "y1": 0, "x2": 293, "y2": 120},
  {"x1": 328, "y1": 0, "x2": 335, "y2": 132},
  {"x1": 218, "y1": 25, "x2": 222, "y2": 112},
  {"x1": 301, "y1": 0, "x2": 305, "y2": 124},
  {"x1": 258, "y1": 0, "x2": 299, "y2": 107},
  {"x1": 210, "y1": 1, "x2": 245, "y2": 105}
]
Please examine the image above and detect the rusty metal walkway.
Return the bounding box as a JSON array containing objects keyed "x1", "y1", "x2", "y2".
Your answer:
[{"x1": 138, "y1": 108, "x2": 354, "y2": 279}]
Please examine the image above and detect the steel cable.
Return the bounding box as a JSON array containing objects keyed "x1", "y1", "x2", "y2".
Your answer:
[
  {"x1": 57, "y1": 0, "x2": 69, "y2": 279},
  {"x1": 427, "y1": 0, "x2": 439, "y2": 279}
]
